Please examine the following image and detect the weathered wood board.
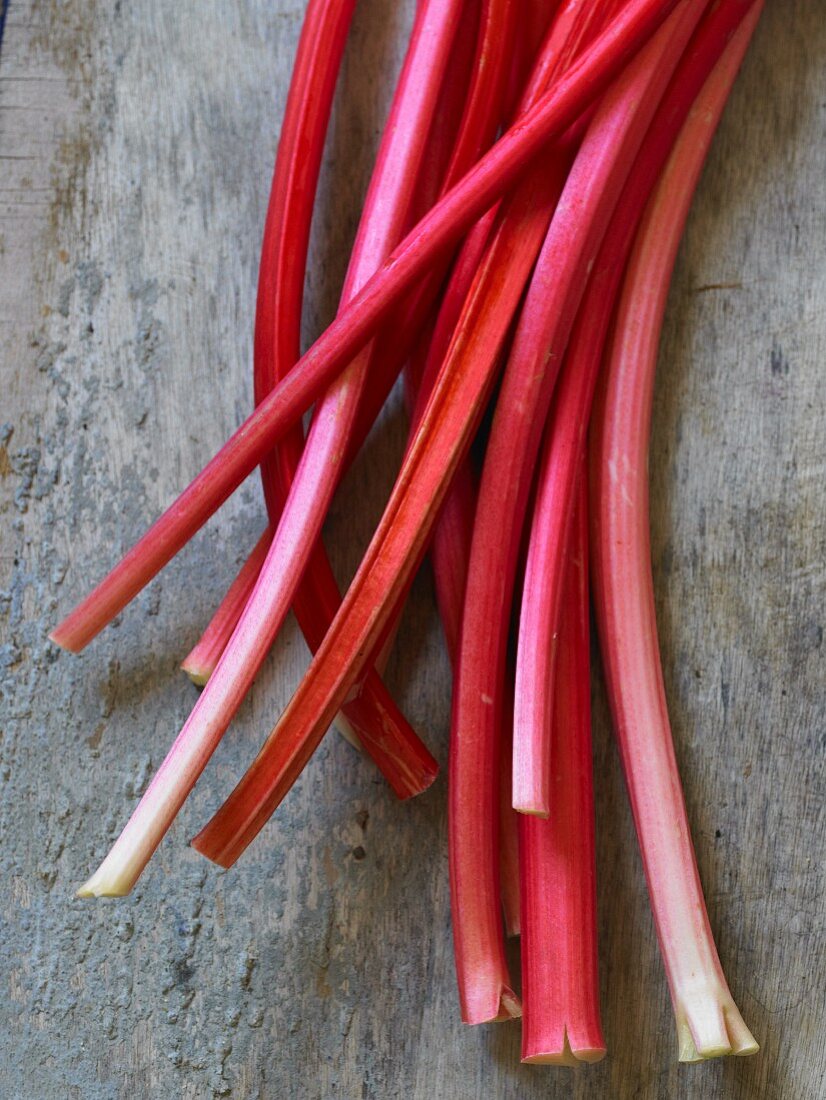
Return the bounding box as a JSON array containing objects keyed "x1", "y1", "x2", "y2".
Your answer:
[{"x1": 1, "y1": 2, "x2": 823, "y2": 1097}]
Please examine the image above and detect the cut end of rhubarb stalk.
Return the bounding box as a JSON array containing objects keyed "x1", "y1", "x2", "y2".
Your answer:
[
  {"x1": 189, "y1": 832, "x2": 233, "y2": 870},
  {"x1": 675, "y1": 983, "x2": 759, "y2": 1062},
  {"x1": 522, "y1": 1029, "x2": 607, "y2": 1066},
  {"x1": 47, "y1": 627, "x2": 80, "y2": 655},
  {"x1": 493, "y1": 988, "x2": 523, "y2": 1023},
  {"x1": 511, "y1": 802, "x2": 550, "y2": 820},
  {"x1": 463, "y1": 983, "x2": 522, "y2": 1026},
  {"x1": 75, "y1": 865, "x2": 133, "y2": 899},
  {"x1": 180, "y1": 660, "x2": 210, "y2": 687}
]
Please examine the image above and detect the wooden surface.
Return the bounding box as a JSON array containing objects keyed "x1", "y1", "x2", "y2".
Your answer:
[{"x1": 1, "y1": 2, "x2": 824, "y2": 1097}]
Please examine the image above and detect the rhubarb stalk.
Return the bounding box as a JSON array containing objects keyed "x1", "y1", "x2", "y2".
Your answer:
[
  {"x1": 589, "y1": 3, "x2": 761, "y2": 1061},
  {"x1": 519, "y1": 474, "x2": 604, "y2": 1065}
]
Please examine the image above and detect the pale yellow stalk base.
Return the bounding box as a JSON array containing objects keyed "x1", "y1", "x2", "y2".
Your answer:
[
  {"x1": 76, "y1": 864, "x2": 134, "y2": 898},
  {"x1": 675, "y1": 981, "x2": 759, "y2": 1062}
]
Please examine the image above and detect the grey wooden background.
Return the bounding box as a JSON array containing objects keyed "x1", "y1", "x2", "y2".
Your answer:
[{"x1": 0, "y1": 1, "x2": 823, "y2": 1097}]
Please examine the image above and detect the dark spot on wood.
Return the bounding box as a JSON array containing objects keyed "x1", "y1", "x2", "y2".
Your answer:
[
  {"x1": 694, "y1": 281, "x2": 743, "y2": 293},
  {"x1": 770, "y1": 343, "x2": 790, "y2": 376},
  {"x1": 352, "y1": 846, "x2": 366, "y2": 862},
  {"x1": 86, "y1": 721, "x2": 106, "y2": 751}
]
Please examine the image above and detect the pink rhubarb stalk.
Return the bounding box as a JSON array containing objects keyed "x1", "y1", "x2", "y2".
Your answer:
[
  {"x1": 512, "y1": 0, "x2": 759, "y2": 812},
  {"x1": 250, "y1": 0, "x2": 411, "y2": 757},
  {"x1": 519, "y1": 475, "x2": 604, "y2": 1064},
  {"x1": 449, "y1": 0, "x2": 711, "y2": 1024},
  {"x1": 222, "y1": 0, "x2": 472, "y2": 762},
  {"x1": 172, "y1": 0, "x2": 464, "y2": 773},
  {"x1": 589, "y1": 3, "x2": 762, "y2": 1061},
  {"x1": 76, "y1": 0, "x2": 468, "y2": 898},
  {"x1": 50, "y1": 0, "x2": 682, "y2": 652}
]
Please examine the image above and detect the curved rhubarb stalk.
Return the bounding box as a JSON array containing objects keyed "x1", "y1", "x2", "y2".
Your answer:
[
  {"x1": 449, "y1": 0, "x2": 710, "y2": 1024},
  {"x1": 76, "y1": 0, "x2": 468, "y2": 900},
  {"x1": 589, "y1": 4, "x2": 762, "y2": 1062},
  {"x1": 181, "y1": 0, "x2": 360, "y2": 754},
  {"x1": 50, "y1": 0, "x2": 682, "y2": 652},
  {"x1": 519, "y1": 475, "x2": 604, "y2": 1065},
  {"x1": 172, "y1": 0, "x2": 464, "y2": 766},
  {"x1": 249, "y1": 0, "x2": 405, "y2": 754},
  {"x1": 512, "y1": 0, "x2": 760, "y2": 814},
  {"x1": 189, "y1": 1, "x2": 482, "y2": 691}
]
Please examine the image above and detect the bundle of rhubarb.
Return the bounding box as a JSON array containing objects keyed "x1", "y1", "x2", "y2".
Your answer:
[{"x1": 52, "y1": 0, "x2": 765, "y2": 1065}]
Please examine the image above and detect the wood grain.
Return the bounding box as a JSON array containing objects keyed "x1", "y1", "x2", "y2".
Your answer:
[{"x1": 0, "y1": 2, "x2": 823, "y2": 1097}]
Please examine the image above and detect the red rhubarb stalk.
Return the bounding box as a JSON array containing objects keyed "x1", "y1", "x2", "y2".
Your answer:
[
  {"x1": 50, "y1": 0, "x2": 682, "y2": 652},
  {"x1": 76, "y1": 0, "x2": 467, "y2": 898},
  {"x1": 519, "y1": 474, "x2": 604, "y2": 1064},
  {"x1": 192, "y1": 0, "x2": 480, "y2": 691},
  {"x1": 589, "y1": 3, "x2": 762, "y2": 1060},
  {"x1": 250, "y1": 0, "x2": 392, "y2": 752},
  {"x1": 449, "y1": 0, "x2": 710, "y2": 1024}
]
